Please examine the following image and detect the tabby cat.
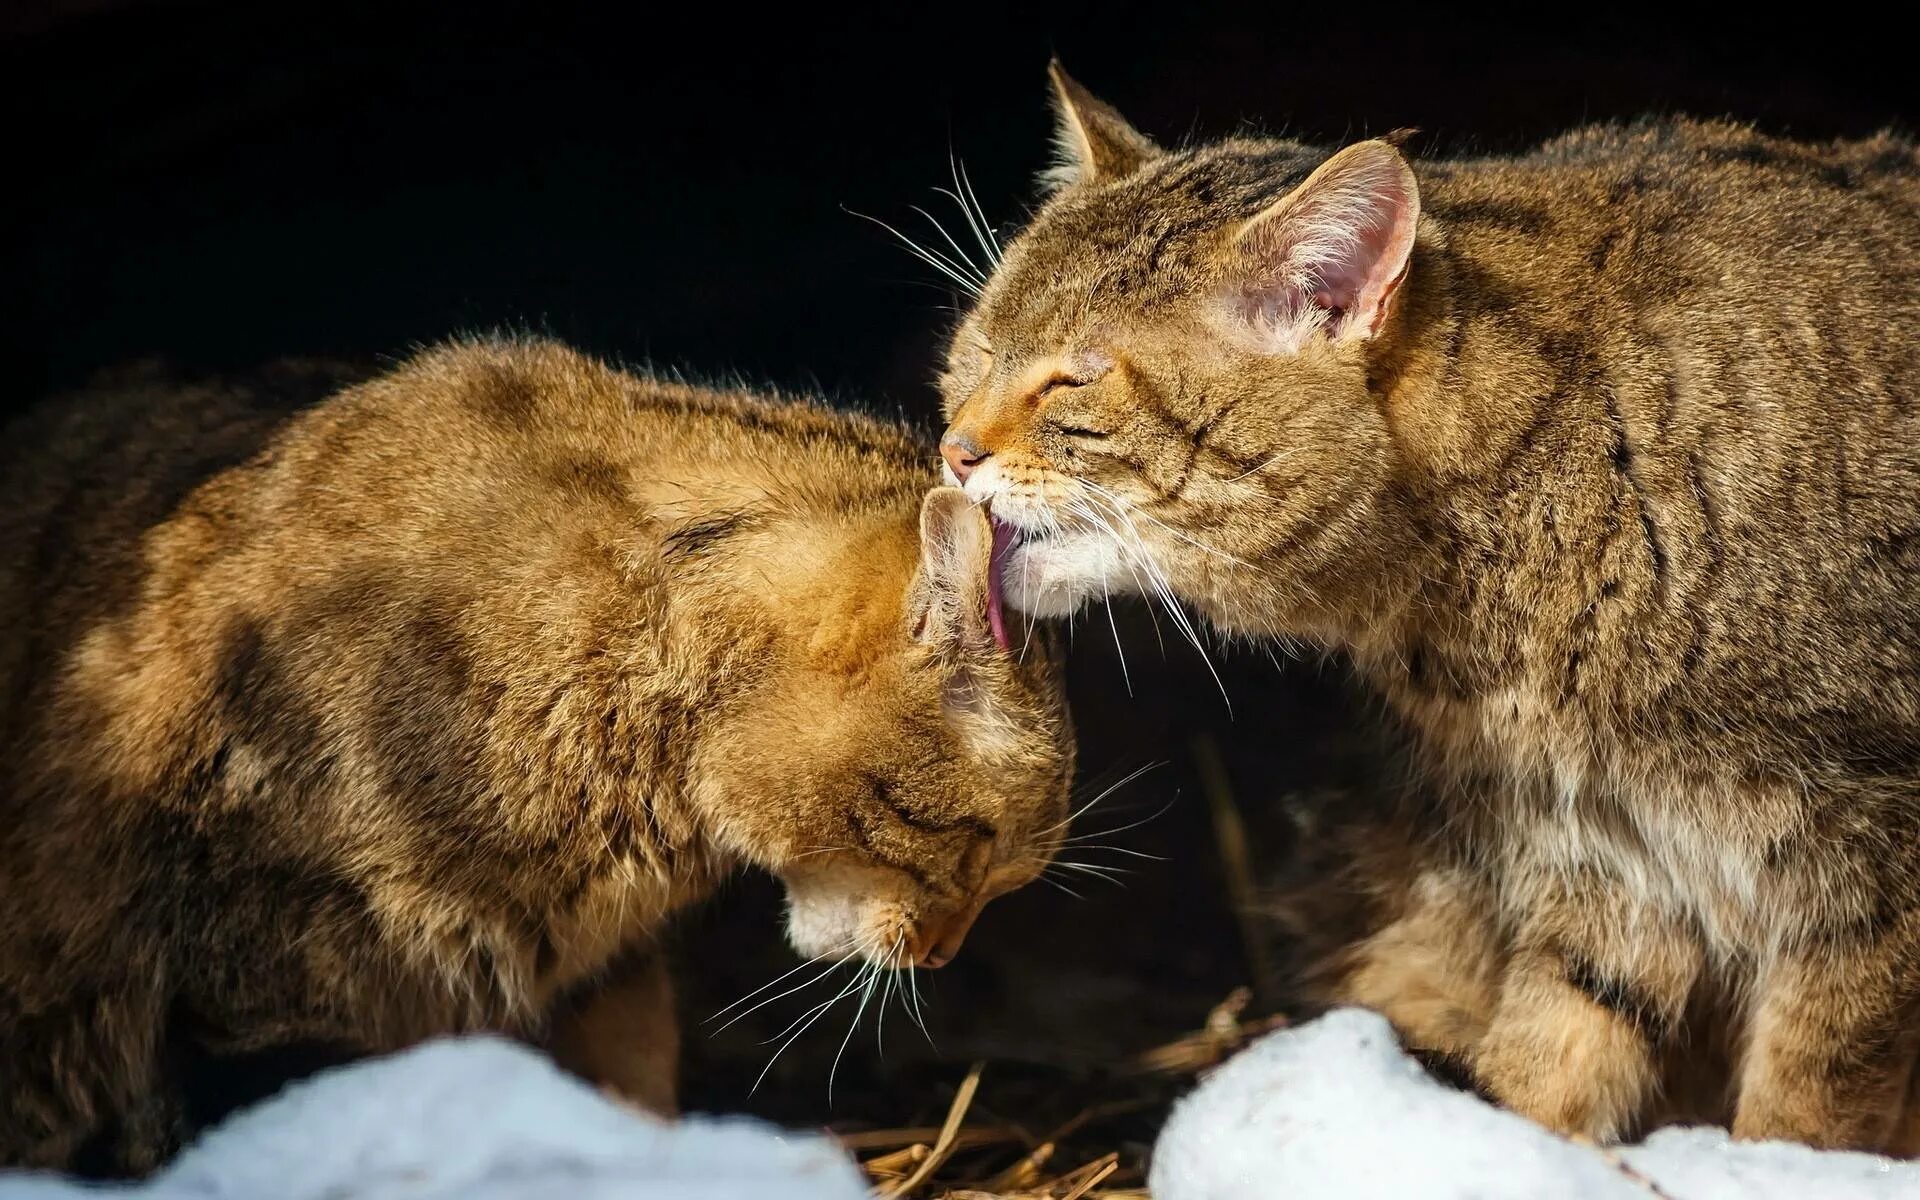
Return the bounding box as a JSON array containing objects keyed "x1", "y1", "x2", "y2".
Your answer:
[
  {"x1": 935, "y1": 63, "x2": 1920, "y2": 1151},
  {"x1": 0, "y1": 338, "x2": 1074, "y2": 1173}
]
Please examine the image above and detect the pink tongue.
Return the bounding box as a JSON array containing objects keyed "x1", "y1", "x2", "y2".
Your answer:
[{"x1": 987, "y1": 518, "x2": 1015, "y2": 651}]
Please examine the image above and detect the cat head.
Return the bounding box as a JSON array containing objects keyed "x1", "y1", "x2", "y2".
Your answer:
[
  {"x1": 938, "y1": 63, "x2": 1423, "y2": 634},
  {"x1": 699, "y1": 487, "x2": 1074, "y2": 972}
]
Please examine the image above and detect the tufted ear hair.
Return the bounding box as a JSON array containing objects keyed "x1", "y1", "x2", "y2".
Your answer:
[
  {"x1": 1041, "y1": 60, "x2": 1161, "y2": 193},
  {"x1": 910, "y1": 487, "x2": 994, "y2": 654},
  {"x1": 1220, "y1": 139, "x2": 1421, "y2": 353}
]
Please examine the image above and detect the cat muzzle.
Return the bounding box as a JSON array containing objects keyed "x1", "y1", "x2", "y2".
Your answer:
[{"x1": 912, "y1": 901, "x2": 985, "y2": 969}]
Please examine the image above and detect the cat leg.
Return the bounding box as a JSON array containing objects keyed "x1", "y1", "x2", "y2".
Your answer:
[
  {"x1": 1328, "y1": 863, "x2": 1506, "y2": 1074},
  {"x1": 1883, "y1": 1043, "x2": 1920, "y2": 1158},
  {"x1": 0, "y1": 984, "x2": 174, "y2": 1173},
  {"x1": 1733, "y1": 925, "x2": 1920, "y2": 1151},
  {"x1": 545, "y1": 950, "x2": 679, "y2": 1117},
  {"x1": 1473, "y1": 882, "x2": 1702, "y2": 1143}
]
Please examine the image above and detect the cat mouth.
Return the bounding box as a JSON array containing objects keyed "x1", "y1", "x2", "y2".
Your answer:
[
  {"x1": 988, "y1": 513, "x2": 1071, "y2": 646},
  {"x1": 988, "y1": 516, "x2": 1016, "y2": 650},
  {"x1": 987, "y1": 515, "x2": 1061, "y2": 649}
]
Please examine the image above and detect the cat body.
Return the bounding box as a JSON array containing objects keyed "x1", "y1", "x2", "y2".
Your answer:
[
  {"x1": 937, "y1": 65, "x2": 1920, "y2": 1149},
  {"x1": 0, "y1": 338, "x2": 1073, "y2": 1172}
]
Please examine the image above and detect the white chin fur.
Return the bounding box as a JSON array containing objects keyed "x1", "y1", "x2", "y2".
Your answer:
[
  {"x1": 1000, "y1": 533, "x2": 1139, "y2": 618},
  {"x1": 785, "y1": 888, "x2": 907, "y2": 967}
]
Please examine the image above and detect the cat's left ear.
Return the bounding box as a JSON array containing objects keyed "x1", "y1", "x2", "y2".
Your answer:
[
  {"x1": 910, "y1": 487, "x2": 994, "y2": 654},
  {"x1": 1043, "y1": 60, "x2": 1161, "y2": 192},
  {"x1": 1222, "y1": 139, "x2": 1421, "y2": 352}
]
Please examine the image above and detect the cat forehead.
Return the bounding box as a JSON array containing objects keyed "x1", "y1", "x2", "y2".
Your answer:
[{"x1": 979, "y1": 139, "x2": 1327, "y2": 334}]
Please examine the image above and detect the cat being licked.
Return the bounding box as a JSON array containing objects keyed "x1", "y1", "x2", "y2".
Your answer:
[{"x1": 0, "y1": 338, "x2": 1074, "y2": 1172}]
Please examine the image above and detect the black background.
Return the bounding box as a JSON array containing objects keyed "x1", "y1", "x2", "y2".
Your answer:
[
  {"x1": 8, "y1": 3, "x2": 1914, "y2": 416},
  {"x1": 7, "y1": 0, "x2": 1917, "y2": 1139}
]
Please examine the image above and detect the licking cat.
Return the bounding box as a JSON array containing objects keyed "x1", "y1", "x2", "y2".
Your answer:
[
  {"x1": 938, "y1": 62, "x2": 1920, "y2": 1151},
  {"x1": 0, "y1": 338, "x2": 1075, "y2": 1173}
]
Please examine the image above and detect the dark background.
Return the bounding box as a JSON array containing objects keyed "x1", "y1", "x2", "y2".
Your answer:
[
  {"x1": 7, "y1": 3, "x2": 1915, "y2": 415},
  {"x1": 7, "y1": 0, "x2": 1916, "y2": 1152}
]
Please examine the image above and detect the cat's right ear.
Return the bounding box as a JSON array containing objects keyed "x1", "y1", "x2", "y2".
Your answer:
[
  {"x1": 1220, "y1": 139, "x2": 1421, "y2": 354},
  {"x1": 1043, "y1": 60, "x2": 1160, "y2": 193},
  {"x1": 910, "y1": 487, "x2": 994, "y2": 654}
]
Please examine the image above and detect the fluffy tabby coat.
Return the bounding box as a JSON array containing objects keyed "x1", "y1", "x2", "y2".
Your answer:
[
  {"x1": 937, "y1": 63, "x2": 1920, "y2": 1150},
  {"x1": 0, "y1": 338, "x2": 1074, "y2": 1172}
]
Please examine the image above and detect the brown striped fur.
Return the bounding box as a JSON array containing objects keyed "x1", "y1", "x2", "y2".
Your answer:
[
  {"x1": 937, "y1": 63, "x2": 1920, "y2": 1150},
  {"x1": 0, "y1": 338, "x2": 1074, "y2": 1172}
]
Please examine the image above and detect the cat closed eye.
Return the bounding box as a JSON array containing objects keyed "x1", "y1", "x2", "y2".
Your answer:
[{"x1": 1050, "y1": 422, "x2": 1112, "y2": 440}]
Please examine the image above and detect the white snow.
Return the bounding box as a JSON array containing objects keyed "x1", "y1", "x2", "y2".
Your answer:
[
  {"x1": 0, "y1": 1036, "x2": 868, "y2": 1200},
  {"x1": 1151, "y1": 1007, "x2": 1920, "y2": 1200},
  {"x1": 9, "y1": 1008, "x2": 1918, "y2": 1199}
]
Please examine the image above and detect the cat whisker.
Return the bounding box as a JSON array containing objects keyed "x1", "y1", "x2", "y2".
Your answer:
[
  {"x1": 843, "y1": 207, "x2": 984, "y2": 296},
  {"x1": 908, "y1": 203, "x2": 990, "y2": 284},
  {"x1": 827, "y1": 937, "x2": 887, "y2": 1103},
  {"x1": 1102, "y1": 577, "x2": 1133, "y2": 696},
  {"x1": 1070, "y1": 488, "x2": 1233, "y2": 712},
  {"x1": 708, "y1": 951, "x2": 844, "y2": 1033},
  {"x1": 939, "y1": 153, "x2": 1003, "y2": 272},
  {"x1": 1056, "y1": 842, "x2": 1168, "y2": 861},
  {"x1": 872, "y1": 932, "x2": 903, "y2": 1054},
  {"x1": 788, "y1": 844, "x2": 850, "y2": 860},
  {"x1": 1044, "y1": 861, "x2": 1129, "y2": 890},
  {"x1": 1033, "y1": 760, "x2": 1165, "y2": 840},
  {"x1": 1050, "y1": 859, "x2": 1132, "y2": 882},
  {"x1": 751, "y1": 965, "x2": 868, "y2": 1095},
  {"x1": 903, "y1": 958, "x2": 934, "y2": 1049},
  {"x1": 1079, "y1": 478, "x2": 1256, "y2": 570},
  {"x1": 1222, "y1": 446, "x2": 1303, "y2": 485},
  {"x1": 954, "y1": 157, "x2": 1003, "y2": 267},
  {"x1": 1059, "y1": 794, "x2": 1180, "y2": 845},
  {"x1": 759, "y1": 962, "x2": 865, "y2": 1047},
  {"x1": 1038, "y1": 874, "x2": 1088, "y2": 900}
]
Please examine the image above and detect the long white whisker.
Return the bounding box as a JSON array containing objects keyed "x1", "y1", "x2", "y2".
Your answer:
[
  {"x1": 1056, "y1": 794, "x2": 1181, "y2": 847},
  {"x1": 1033, "y1": 761, "x2": 1165, "y2": 839},
  {"x1": 706, "y1": 951, "x2": 834, "y2": 1026},
  {"x1": 873, "y1": 936, "x2": 900, "y2": 1055},
  {"x1": 904, "y1": 955, "x2": 934, "y2": 1048},
  {"x1": 1074, "y1": 487, "x2": 1233, "y2": 712},
  {"x1": 828, "y1": 950, "x2": 884, "y2": 1103},
  {"x1": 955, "y1": 157, "x2": 1003, "y2": 266},
  {"x1": 1080, "y1": 478, "x2": 1253, "y2": 568},
  {"x1": 1102, "y1": 578, "x2": 1132, "y2": 697},
  {"x1": 844, "y1": 208, "x2": 982, "y2": 295},
  {"x1": 1038, "y1": 875, "x2": 1088, "y2": 899},
  {"x1": 938, "y1": 166, "x2": 1001, "y2": 277},
  {"x1": 1225, "y1": 446, "x2": 1302, "y2": 484},
  {"x1": 1051, "y1": 860, "x2": 1132, "y2": 881},
  {"x1": 1056, "y1": 842, "x2": 1168, "y2": 861},
  {"x1": 751, "y1": 960, "x2": 868, "y2": 1095},
  {"x1": 909, "y1": 203, "x2": 987, "y2": 281},
  {"x1": 756, "y1": 961, "x2": 863, "y2": 1044}
]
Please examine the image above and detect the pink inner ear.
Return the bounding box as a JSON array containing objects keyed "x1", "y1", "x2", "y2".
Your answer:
[
  {"x1": 1233, "y1": 147, "x2": 1418, "y2": 346},
  {"x1": 1337, "y1": 195, "x2": 1418, "y2": 338}
]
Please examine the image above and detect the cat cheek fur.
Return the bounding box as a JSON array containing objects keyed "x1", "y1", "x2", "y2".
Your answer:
[{"x1": 781, "y1": 860, "x2": 919, "y2": 964}]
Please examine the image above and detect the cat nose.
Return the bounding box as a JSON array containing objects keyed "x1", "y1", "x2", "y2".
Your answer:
[
  {"x1": 939, "y1": 432, "x2": 990, "y2": 483},
  {"x1": 914, "y1": 903, "x2": 984, "y2": 969}
]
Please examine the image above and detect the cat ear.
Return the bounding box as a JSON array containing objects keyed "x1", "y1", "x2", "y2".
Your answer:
[
  {"x1": 1043, "y1": 60, "x2": 1161, "y2": 192},
  {"x1": 1222, "y1": 139, "x2": 1421, "y2": 352},
  {"x1": 911, "y1": 487, "x2": 993, "y2": 653}
]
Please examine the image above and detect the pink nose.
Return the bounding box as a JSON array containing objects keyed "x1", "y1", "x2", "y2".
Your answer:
[{"x1": 939, "y1": 432, "x2": 989, "y2": 483}]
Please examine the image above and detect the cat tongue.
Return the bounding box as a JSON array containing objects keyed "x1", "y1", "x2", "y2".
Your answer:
[{"x1": 987, "y1": 517, "x2": 1016, "y2": 651}]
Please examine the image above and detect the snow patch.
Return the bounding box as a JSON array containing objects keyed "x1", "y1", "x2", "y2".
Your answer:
[
  {"x1": 1151, "y1": 1008, "x2": 1920, "y2": 1200},
  {"x1": 0, "y1": 1036, "x2": 867, "y2": 1200}
]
